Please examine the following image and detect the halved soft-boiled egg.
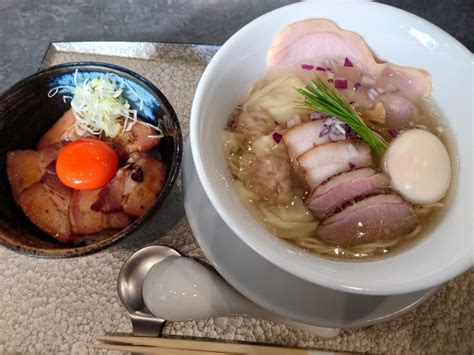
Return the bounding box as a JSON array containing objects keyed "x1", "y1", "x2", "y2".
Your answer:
[
  {"x1": 56, "y1": 138, "x2": 118, "y2": 190},
  {"x1": 383, "y1": 129, "x2": 451, "y2": 204}
]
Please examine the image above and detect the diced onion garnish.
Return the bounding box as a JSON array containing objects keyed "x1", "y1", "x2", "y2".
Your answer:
[
  {"x1": 48, "y1": 70, "x2": 162, "y2": 139},
  {"x1": 301, "y1": 64, "x2": 314, "y2": 70},
  {"x1": 334, "y1": 79, "x2": 348, "y2": 89},
  {"x1": 316, "y1": 66, "x2": 327, "y2": 72},
  {"x1": 272, "y1": 132, "x2": 282, "y2": 143},
  {"x1": 388, "y1": 128, "x2": 400, "y2": 138},
  {"x1": 344, "y1": 58, "x2": 354, "y2": 67}
]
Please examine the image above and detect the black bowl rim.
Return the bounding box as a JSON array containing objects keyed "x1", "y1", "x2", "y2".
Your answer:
[{"x1": 0, "y1": 61, "x2": 183, "y2": 258}]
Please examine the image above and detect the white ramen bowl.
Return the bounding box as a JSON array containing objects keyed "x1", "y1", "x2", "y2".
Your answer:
[{"x1": 190, "y1": 1, "x2": 473, "y2": 296}]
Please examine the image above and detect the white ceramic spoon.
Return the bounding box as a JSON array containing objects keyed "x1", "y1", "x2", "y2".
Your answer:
[{"x1": 142, "y1": 256, "x2": 340, "y2": 338}]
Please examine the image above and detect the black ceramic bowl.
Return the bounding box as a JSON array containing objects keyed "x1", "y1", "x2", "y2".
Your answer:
[{"x1": 0, "y1": 62, "x2": 182, "y2": 257}]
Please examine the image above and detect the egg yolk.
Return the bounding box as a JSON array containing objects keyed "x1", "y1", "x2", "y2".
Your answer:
[{"x1": 56, "y1": 138, "x2": 118, "y2": 190}]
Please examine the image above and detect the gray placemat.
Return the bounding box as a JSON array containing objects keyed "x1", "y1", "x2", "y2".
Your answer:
[{"x1": 0, "y1": 42, "x2": 472, "y2": 354}]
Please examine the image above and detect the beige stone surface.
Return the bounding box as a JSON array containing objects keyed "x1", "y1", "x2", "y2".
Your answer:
[{"x1": 0, "y1": 43, "x2": 472, "y2": 354}]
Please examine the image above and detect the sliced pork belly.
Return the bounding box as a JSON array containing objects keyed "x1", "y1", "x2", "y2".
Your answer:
[
  {"x1": 267, "y1": 19, "x2": 431, "y2": 97},
  {"x1": 7, "y1": 142, "x2": 67, "y2": 200},
  {"x1": 69, "y1": 189, "x2": 131, "y2": 235},
  {"x1": 282, "y1": 120, "x2": 330, "y2": 161},
  {"x1": 91, "y1": 171, "x2": 126, "y2": 213},
  {"x1": 91, "y1": 152, "x2": 167, "y2": 217},
  {"x1": 37, "y1": 110, "x2": 83, "y2": 149},
  {"x1": 316, "y1": 194, "x2": 419, "y2": 248},
  {"x1": 122, "y1": 153, "x2": 167, "y2": 217},
  {"x1": 297, "y1": 140, "x2": 373, "y2": 189},
  {"x1": 38, "y1": 141, "x2": 66, "y2": 168},
  {"x1": 306, "y1": 168, "x2": 390, "y2": 219},
  {"x1": 7, "y1": 150, "x2": 44, "y2": 200},
  {"x1": 17, "y1": 173, "x2": 73, "y2": 243},
  {"x1": 110, "y1": 123, "x2": 161, "y2": 154}
]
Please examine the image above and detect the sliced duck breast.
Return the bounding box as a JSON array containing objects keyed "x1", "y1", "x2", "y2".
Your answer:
[
  {"x1": 315, "y1": 194, "x2": 419, "y2": 248},
  {"x1": 267, "y1": 19, "x2": 431, "y2": 97},
  {"x1": 297, "y1": 140, "x2": 373, "y2": 189},
  {"x1": 306, "y1": 168, "x2": 391, "y2": 219}
]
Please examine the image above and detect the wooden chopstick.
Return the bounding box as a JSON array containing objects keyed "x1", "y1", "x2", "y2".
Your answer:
[
  {"x1": 94, "y1": 335, "x2": 334, "y2": 354},
  {"x1": 94, "y1": 343, "x2": 230, "y2": 354}
]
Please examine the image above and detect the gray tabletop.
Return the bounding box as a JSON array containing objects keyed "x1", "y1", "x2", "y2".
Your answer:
[{"x1": 0, "y1": 0, "x2": 472, "y2": 93}]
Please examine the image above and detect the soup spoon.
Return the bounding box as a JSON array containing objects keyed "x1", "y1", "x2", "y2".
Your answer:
[{"x1": 118, "y1": 245, "x2": 339, "y2": 338}]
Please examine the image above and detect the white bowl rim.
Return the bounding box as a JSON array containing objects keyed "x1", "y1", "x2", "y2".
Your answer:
[{"x1": 190, "y1": 1, "x2": 473, "y2": 295}]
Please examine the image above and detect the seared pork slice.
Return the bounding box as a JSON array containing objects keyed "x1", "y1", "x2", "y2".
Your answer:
[
  {"x1": 38, "y1": 110, "x2": 83, "y2": 149},
  {"x1": 69, "y1": 189, "x2": 131, "y2": 235},
  {"x1": 282, "y1": 120, "x2": 330, "y2": 161},
  {"x1": 111, "y1": 123, "x2": 161, "y2": 154},
  {"x1": 122, "y1": 153, "x2": 167, "y2": 217},
  {"x1": 17, "y1": 173, "x2": 73, "y2": 243},
  {"x1": 316, "y1": 194, "x2": 419, "y2": 248},
  {"x1": 267, "y1": 19, "x2": 431, "y2": 97},
  {"x1": 7, "y1": 150, "x2": 43, "y2": 200},
  {"x1": 7, "y1": 142, "x2": 68, "y2": 200},
  {"x1": 306, "y1": 168, "x2": 390, "y2": 219},
  {"x1": 91, "y1": 171, "x2": 127, "y2": 213},
  {"x1": 38, "y1": 141, "x2": 66, "y2": 168},
  {"x1": 297, "y1": 140, "x2": 373, "y2": 189}
]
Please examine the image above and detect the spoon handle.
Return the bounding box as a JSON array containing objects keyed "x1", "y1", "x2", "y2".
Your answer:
[{"x1": 130, "y1": 311, "x2": 166, "y2": 337}]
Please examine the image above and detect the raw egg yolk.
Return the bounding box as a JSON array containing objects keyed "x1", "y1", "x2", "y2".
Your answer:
[{"x1": 56, "y1": 138, "x2": 118, "y2": 190}]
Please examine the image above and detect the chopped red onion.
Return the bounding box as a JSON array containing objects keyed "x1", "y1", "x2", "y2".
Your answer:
[
  {"x1": 319, "y1": 127, "x2": 330, "y2": 137},
  {"x1": 326, "y1": 67, "x2": 332, "y2": 71},
  {"x1": 316, "y1": 66, "x2": 326, "y2": 72},
  {"x1": 328, "y1": 79, "x2": 334, "y2": 84},
  {"x1": 345, "y1": 129, "x2": 357, "y2": 140},
  {"x1": 334, "y1": 123, "x2": 346, "y2": 134},
  {"x1": 334, "y1": 79, "x2": 348, "y2": 89},
  {"x1": 324, "y1": 117, "x2": 334, "y2": 126},
  {"x1": 353, "y1": 82, "x2": 361, "y2": 91},
  {"x1": 361, "y1": 75, "x2": 376, "y2": 86},
  {"x1": 272, "y1": 132, "x2": 282, "y2": 143},
  {"x1": 301, "y1": 64, "x2": 314, "y2": 70},
  {"x1": 344, "y1": 57, "x2": 354, "y2": 67},
  {"x1": 348, "y1": 162, "x2": 356, "y2": 169},
  {"x1": 387, "y1": 128, "x2": 399, "y2": 138}
]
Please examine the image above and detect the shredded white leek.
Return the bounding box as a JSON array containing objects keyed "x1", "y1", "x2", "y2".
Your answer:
[{"x1": 48, "y1": 70, "x2": 162, "y2": 139}]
